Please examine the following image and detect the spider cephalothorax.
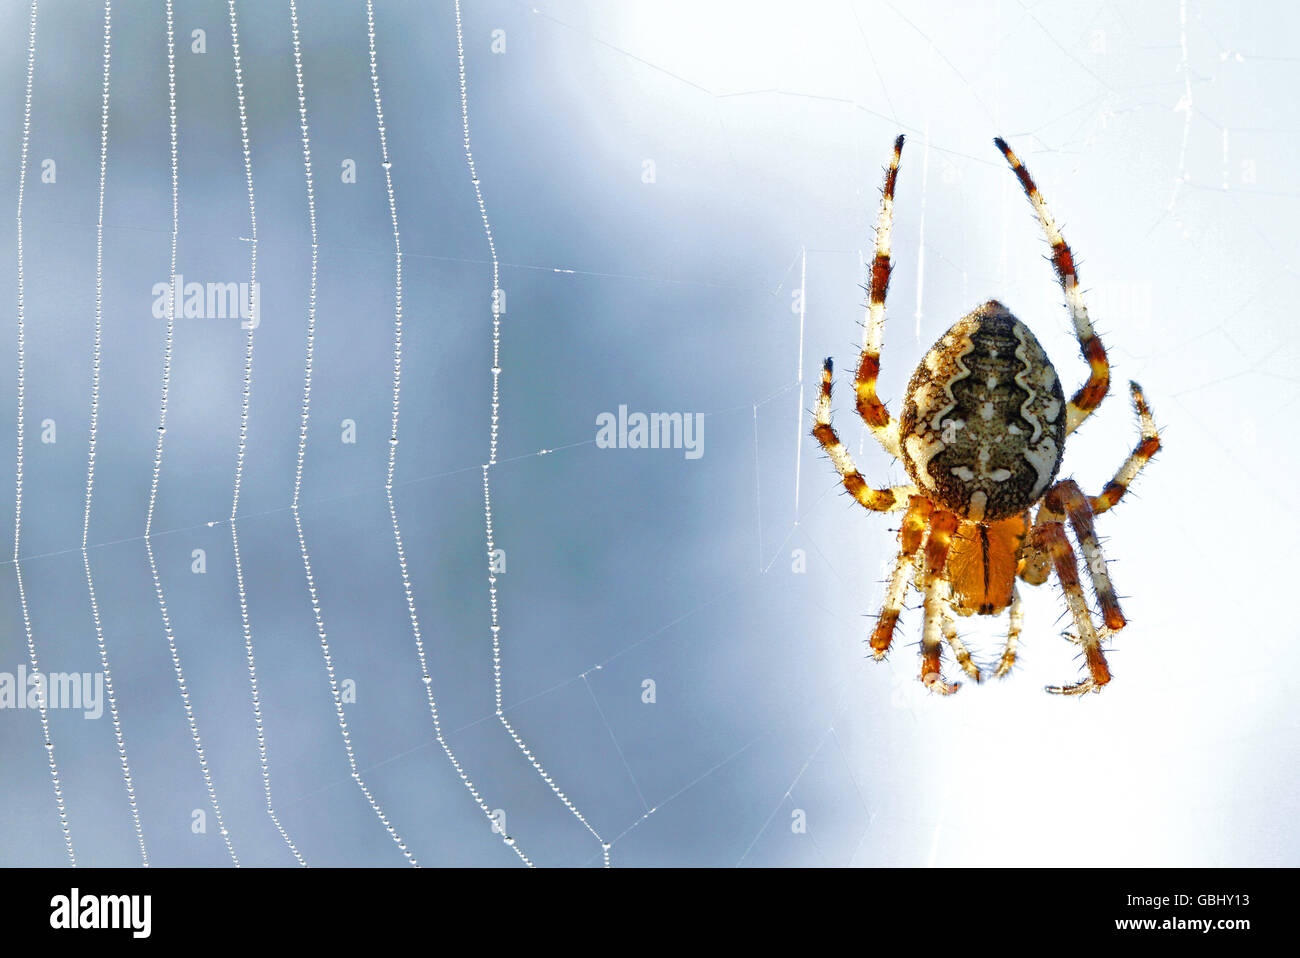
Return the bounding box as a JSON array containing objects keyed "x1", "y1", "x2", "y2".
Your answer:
[{"x1": 812, "y1": 135, "x2": 1161, "y2": 694}]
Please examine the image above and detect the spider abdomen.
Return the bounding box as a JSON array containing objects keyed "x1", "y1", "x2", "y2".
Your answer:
[{"x1": 899, "y1": 300, "x2": 1066, "y2": 522}]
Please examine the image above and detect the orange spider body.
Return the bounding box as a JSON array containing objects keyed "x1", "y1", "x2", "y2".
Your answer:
[
  {"x1": 945, "y1": 514, "x2": 1028, "y2": 617},
  {"x1": 898, "y1": 301, "x2": 1064, "y2": 619}
]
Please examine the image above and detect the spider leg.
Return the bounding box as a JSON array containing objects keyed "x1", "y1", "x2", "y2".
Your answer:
[
  {"x1": 869, "y1": 495, "x2": 931, "y2": 657},
  {"x1": 993, "y1": 584, "x2": 1024, "y2": 679},
  {"x1": 1013, "y1": 382, "x2": 1158, "y2": 686},
  {"x1": 994, "y1": 137, "x2": 1108, "y2": 437},
  {"x1": 939, "y1": 582, "x2": 982, "y2": 682},
  {"x1": 1092, "y1": 381, "x2": 1161, "y2": 515},
  {"x1": 1037, "y1": 520, "x2": 1111, "y2": 695},
  {"x1": 919, "y1": 510, "x2": 962, "y2": 694},
  {"x1": 1046, "y1": 480, "x2": 1125, "y2": 632},
  {"x1": 853, "y1": 134, "x2": 904, "y2": 459},
  {"x1": 812, "y1": 358, "x2": 916, "y2": 513},
  {"x1": 1017, "y1": 518, "x2": 1054, "y2": 587}
]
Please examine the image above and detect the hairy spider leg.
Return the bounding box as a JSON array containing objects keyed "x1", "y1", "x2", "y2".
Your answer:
[
  {"x1": 1092, "y1": 381, "x2": 1161, "y2": 515},
  {"x1": 939, "y1": 582, "x2": 983, "y2": 682},
  {"x1": 1017, "y1": 519, "x2": 1054, "y2": 587},
  {"x1": 853, "y1": 133, "x2": 905, "y2": 459},
  {"x1": 870, "y1": 495, "x2": 932, "y2": 656},
  {"x1": 994, "y1": 584, "x2": 1024, "y2": 678},
  {"x1": 995, "y1": 137, "x2": 1109, "y2": 436},
  {"x1": 812, "y1": 358, "x2": 916, "y2": 513},
  {"x1": 1036, "y1": 520, "x2": 1112, "y2": 694},
  {"x1": 920, "y1": 509, "x2": 963, "y2": 694},
  {"x1": 1018, "y1": 380, "x2": 1159, "y2": 614},
  {"x1": 1047, "y1": 480, "x2": 1126, "y2": 631}
]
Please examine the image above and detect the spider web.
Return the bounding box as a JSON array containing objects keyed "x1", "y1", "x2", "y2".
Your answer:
[{"x1": 0, "y1": 0, "x2": 1295, "y2": 867}]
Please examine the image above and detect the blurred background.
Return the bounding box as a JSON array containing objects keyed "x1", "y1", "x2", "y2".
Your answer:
[{"x1": 0, "y1": 0, "x2": 1294, "y2": 866}]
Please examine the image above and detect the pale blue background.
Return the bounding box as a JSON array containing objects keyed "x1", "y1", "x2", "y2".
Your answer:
[{"x1": 0, "y1": 0, "x2": 1294, "y2": 866}]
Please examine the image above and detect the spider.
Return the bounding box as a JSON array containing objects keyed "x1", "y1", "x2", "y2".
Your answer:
[{"x1": 812, "y1": 135, "x2": 1161, "y2": 695}]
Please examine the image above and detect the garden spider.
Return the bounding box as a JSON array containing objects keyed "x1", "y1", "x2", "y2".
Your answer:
[{"x1": 812, "y1": 135, "x2": 1161, "y2": 695}]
